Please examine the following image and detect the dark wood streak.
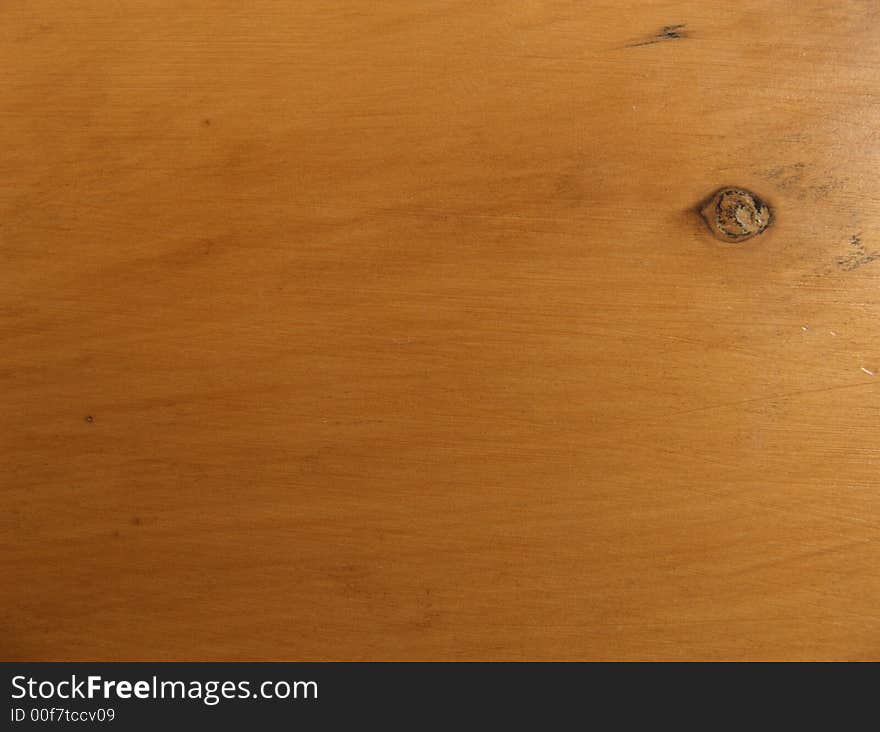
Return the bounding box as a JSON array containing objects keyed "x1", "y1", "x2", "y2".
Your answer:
[
  {"x1": 837, "y1": 233, "x2": 879, "y2": 271},
  {"x1": 626, "y1": 24, "x2": 688, "y2": 48}
]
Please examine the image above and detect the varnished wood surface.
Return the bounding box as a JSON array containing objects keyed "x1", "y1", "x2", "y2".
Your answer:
[{"x1": 3, "y1": 0, "x2": 880, "y2": 661}]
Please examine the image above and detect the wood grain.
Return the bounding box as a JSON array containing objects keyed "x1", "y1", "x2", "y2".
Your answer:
[{"x1": 2, "y1": 0, "x2": 879, "y2": 661}]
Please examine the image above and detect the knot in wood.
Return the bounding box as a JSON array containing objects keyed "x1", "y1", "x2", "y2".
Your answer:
[{"x1": 700, "y1": 187, "x2": 771, "y2": 243}]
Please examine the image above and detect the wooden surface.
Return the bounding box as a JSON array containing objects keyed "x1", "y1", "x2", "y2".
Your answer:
[{"x1": 3, "y1": 0, "x2": 880, "y2": 661}]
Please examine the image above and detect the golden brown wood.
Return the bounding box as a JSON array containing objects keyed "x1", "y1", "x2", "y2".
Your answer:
[{"x1": 2, "y1": 0, "x2": 880, "y2": 661}]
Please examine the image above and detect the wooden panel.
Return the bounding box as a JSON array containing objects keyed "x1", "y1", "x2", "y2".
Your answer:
[{"x1": 2, "y1": 0, "x2": 879, "y2": 660}]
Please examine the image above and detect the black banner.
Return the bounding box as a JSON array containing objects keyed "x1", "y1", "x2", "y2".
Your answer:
[{"x1": 1, "y1": 662, "x2": 868, "y2": 728}]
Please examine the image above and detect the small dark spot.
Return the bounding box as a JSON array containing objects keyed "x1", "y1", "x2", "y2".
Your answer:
[
  {"x1": 113, "y1": 530, "x2": 120, "y2": 539},
  {"x1": 131, "y1": 516, "x2": 142, "y2": 526},
  {"x1": 85, "y1": 415, "x2": 94, "y2": 423},
  {"x1": 836, "y1": 233, "x2": 878, "y2": 271},
  {"x1": 202, "y1": 118, "x2": 212, "y2": 126},
  {"x1": 661, "y1": 24, "x2": 686, "y2": 39}
]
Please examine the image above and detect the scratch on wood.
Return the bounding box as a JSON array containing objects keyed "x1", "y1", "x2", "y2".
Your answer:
[
  {"x1": 626, "y1": 24, "x2": 687, "y2": 48},
  {"x1": 657, "y1": 379, "x2": 880, "y2": 421}
]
